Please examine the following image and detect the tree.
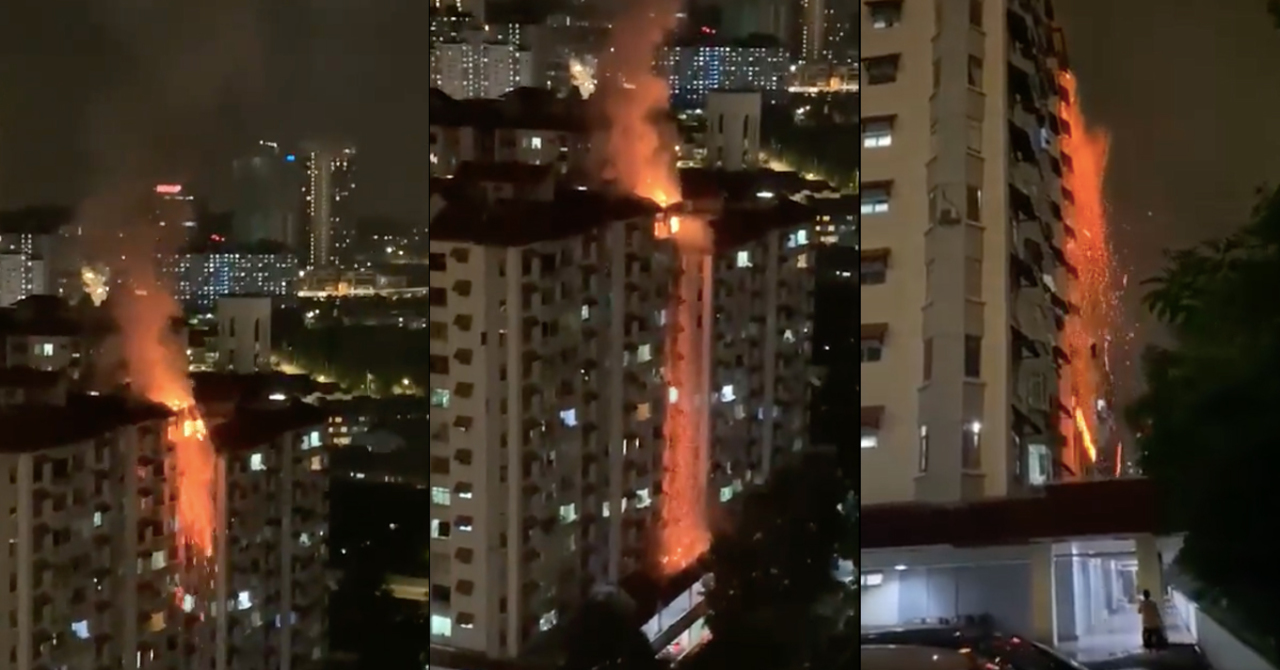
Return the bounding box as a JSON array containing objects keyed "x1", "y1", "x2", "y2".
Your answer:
[
  {"x1": 330, "y1": 542, "x2": 430, "y2": 669},
  {"x1": 1128, "y1": 186, "x2": 1280, "y2": 659},
  {"x1": 693, "y1": 453, "x2": 849, "y2": 669}
]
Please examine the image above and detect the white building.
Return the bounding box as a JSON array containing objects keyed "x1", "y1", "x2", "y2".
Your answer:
[
  {"x1": 703, "y1": 91, "x2": 762, "y2": 171},
  {"x1": 302, "y1": 144, "x2": 356, "y2": 268},
  {"x1": 166, "y1": 247, "x2": 298, "y2": 309},
  {"x1": 428, "y1": 88, "x2": 594, "y2": 178},
  {"x1": 431, "y1": 34, "x2": 535, "y2": 101},
  {"x1": 428, "y1": 189, "x2": 671, "y2": 658},
  {"x1": 215, "y1": 296, "x2": 273, "y2": 374},
  {"x1": 0, "y1": 229, "x2": 55, "y2": 307},
  {"x1": 658, "y1": 41, "x2": 790, "y2": 105},
  {"x1": 860, "y1": 0, "x2": 1068, "y2": 503}
]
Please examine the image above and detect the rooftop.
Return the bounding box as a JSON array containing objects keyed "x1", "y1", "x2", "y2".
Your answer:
[
  {"x1": 678, "y1": 167, "x2": 835, "y2": 202},
  {"x1": 429, "y1": 87, "x2": 590, "y2": 133},
  {"x1": 708, "y1": 197, "x2": 817, "y2": 251},
  {"x1": 430, "y1": 189, "x2": 659, "y2": 247},
  {"x1": 209, "y1": 400, "x2": 328, "y2": 453},
  {"x1": 191, "y1": 371, "x2": 321, "y2": 407},
  {"x1": 0, "y1": 366, "x2": 64, "y2": 389},
  {"x1": 0, "y1": 393, "x2": 171, "y2": 453}
]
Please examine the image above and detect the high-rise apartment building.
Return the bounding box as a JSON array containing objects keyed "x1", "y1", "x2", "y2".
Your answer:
[
  {"x1": 0, "y1": 225, "x2": 58, "y2": 307},
  {"x1": 658, "y1": 39, "x2": 791, "y2": 106},
  {"x1": 860, "y1": 0, "x2": 1069, "y2": 503},
  {"x1": 232, "y1": 141, "x2": 305, "y2": 249},
  {"x1": 0, "y1": 389, "x2": 329, "y2": 670},
  {"x1": 302, "y1": 144, "x2": 356, "y2": 269},
  {"x1": 427, "y1": 189, "x2": 671, "y2": 658},
  {"x1": 165, "y1": 242, "x2": 298, "y2": 310},
  {"x1": 430, "y1": 33, "x2": 536, "y2": 101}
]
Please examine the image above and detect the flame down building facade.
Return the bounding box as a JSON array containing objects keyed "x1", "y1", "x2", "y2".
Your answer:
[
  {"x1": 860, "y1": 0, "x2": 1101, "y2": 504},
  {"x1": 427, "y1": 163, "x2": 818, "y2": 660}
]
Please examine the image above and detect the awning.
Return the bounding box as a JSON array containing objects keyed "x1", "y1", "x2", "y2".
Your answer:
[
  {"x1": 861, "y1": 323, "x2": 888, "y2": 341},
  {"x1": 861, "y1": 248, "x2": 891, "y2": 263},
  {"x1": 861, "y1": 406, "x2": 885, "y2": 429}
]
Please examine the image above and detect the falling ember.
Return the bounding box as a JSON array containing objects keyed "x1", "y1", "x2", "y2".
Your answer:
[
  {"x1": 600, "y1": 0, "x2": 711, "y2": 574},
  {"x1": 1057, "y1": 71, "x2": 1119, "y2": 473}
]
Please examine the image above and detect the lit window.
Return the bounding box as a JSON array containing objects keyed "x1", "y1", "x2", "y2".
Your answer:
[
  {"x1": 36, "y1": 343, "x2": 54, "y2": 357},
  {"x1": 250, "y1": 453, "x2": 266, "y2": 471},
  {"x1": 862, "y1": 117, "x2": 894, "y2": 148},
  {"x1": 531, "y1": 136, "x2": 543, "y2": 149},
  {"x1": 93, "y1": 511, "x2": 103, "y2": 528},
  {"x1": 963, "y1": 420, "x2": 982, "y2": 469},
  {"x1": 432, "y1": 486, "x2": 452, "y2": 506},
  {"x1": 635, "y1": 403, "x2": 651, "y2": 421},
  {"x1": 151, "y1": 550, "x2": 165, "y2": 570},
  {"x1": 559, "y1": 409, "x2": 577, "y2": 427},
  {"x1": 719, "y1": 485, "x2": 733, "y2": 502},
  {"x1": 456, "y1": 516, "x2": 474, "y2": 532},
  {"x1": 868, "y1": 1, "x2": 902, "y2": 29},
  {"x1": 237, "y1": 590, "x2": 252, "y2": 610},
  {"x1": 735, "y1": 250, "x2": 752, "y2": 268},
  {"x1": 635, "y1": 488, "x2": 652, "y2": 508},
  {"x1": 430, "y1": 519, "x2": 451, "y2": 539},
  {"x1": 861, "y1": 429, "x2": 879, "y2": 449},
  {"x1": 431, "y1": 614, "x2": 453, "y2": 637},
  {"x1": 558, "y1": 503, "x2": 578, "y2": 524},
  {"x1": 637, "y1": 344, "x2": 652, "y2": 362},
  {"x1": 71, "y1": 620, "x2": 90, "y2": 639},
  {"x1": 861, "y1": 187, "x2": 890, "y2": 215},
  {"x1": 539, "y1": 610, "x2": 558, "y2": 631}
]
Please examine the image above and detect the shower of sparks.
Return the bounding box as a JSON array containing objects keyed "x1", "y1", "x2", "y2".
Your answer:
[{"x1": 1057, "y1": 71, "x2": 1121, "y2": 474}]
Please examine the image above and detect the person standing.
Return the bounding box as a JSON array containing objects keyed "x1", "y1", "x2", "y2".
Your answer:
[{"x1": 1139, "y1": 589, "x2": 1166, "y2": 651}]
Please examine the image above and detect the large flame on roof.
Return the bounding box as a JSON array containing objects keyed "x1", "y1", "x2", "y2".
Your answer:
[{"x1": 599, "y1": 0, "x2": 710, "y2": 575}]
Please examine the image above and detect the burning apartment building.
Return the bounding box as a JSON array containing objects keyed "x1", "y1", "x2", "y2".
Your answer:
[
  {"x1": 0, "y1": 367, "x2": 329, "y2": 669},
  {"x1": 427, "y1": 164, "x2": 820, "y2": 662}
]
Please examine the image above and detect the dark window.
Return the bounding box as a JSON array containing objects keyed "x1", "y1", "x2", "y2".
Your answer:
[
  {"x1": 429, "y1": 355, "x2": 450, "y2": 375},
  {"x1": 862, "y1": 55, "x2": 901, "y2": 86},
  {"x1": 429, "y1": 253, "x2": 446, "y2": 271},
  {"x1": 429, "y1": 287, "x2": 447, "y2": 307},
  {"x1": 964, "y1": 335, "x2": 982, "y2": 378},
  {"x1": 860, "y1": 259, "x2": 887, "y2": 285},
  {"x1": 867, "y1": 1, "x2": 903, "y2": 29},
  {"x1": 966, "y1": 185, "x2": 982, "y2": 221},
  {"x1": 969, "y1": 0, "x2": 983, "y2": 27},
  {"x1": 968, "y1": 55, "x2": 984, "y2": 89},
  {"x1": 861, "y1": 338, "x2": 883, "y2": 363}
]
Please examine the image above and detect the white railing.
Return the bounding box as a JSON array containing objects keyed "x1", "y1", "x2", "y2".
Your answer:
[{"x1": 1170, "y1": 587, "x2": 1275, "y2": 670}]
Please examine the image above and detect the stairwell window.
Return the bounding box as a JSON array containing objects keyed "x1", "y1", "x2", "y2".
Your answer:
[
  {"x1": 918, "y1": 425, "x2": 930, "y2": 472},
  {"x1": 962, "y1": 421, "x2": 982, "y2": 469},
  {"x1": 968, "y1": 56, "x2": 984, "y2": 90}
]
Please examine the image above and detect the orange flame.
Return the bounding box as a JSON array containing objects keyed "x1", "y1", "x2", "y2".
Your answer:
[
  {"x1": 1058, "y1": 71, "x2": 1117, "y2": 470},
  {"x1": 600, "y1": 0, "x2": 711, "y2": 574}
]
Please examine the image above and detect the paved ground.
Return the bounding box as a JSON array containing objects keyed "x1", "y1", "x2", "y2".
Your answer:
[
  {"x1": 1083, "y1": 645, "x2": 1211, "y2": 670},
  {"x1": 1060, "y1": 602, "x2": 1196, "y2": 663}
]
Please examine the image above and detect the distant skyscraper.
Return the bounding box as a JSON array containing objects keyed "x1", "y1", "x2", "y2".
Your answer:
[
  {"x1": 302, "y1": 144, "x2": 356, "y2": 268},
  {"x1": 799, "y1": 0, "x2": 826, "y2": 61},
  {"x1": 151, "y1": 183, "x2": 199, "y2": 247},
  {"x1": 232, "y1": 141, "x2": 305, "y2": 249}
]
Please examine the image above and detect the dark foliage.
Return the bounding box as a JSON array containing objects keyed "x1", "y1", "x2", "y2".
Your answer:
[
  {"x1": 558, "y1": 597, "x2": 666, "y2": 670},
  {"x1": 1129, "y1": 186, "x2": 1280, "y2": 659}
]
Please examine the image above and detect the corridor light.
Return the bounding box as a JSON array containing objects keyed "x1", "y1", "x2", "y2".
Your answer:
[{"x1": 894, "y1": 564, "x2": 907, "y2": 571}]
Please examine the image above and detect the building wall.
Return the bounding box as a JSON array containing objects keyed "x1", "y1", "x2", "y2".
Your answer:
[
  {"x1": 216, "y1": 296, "x2": 273, "y2": 373},
  {"x1": 703, "y1": 91, "x2": 762, "y2": 172},
  {"x1": 860, "y1": 0, "x2": 1063, "y2": 504},
  {"x1": 428, "y1": 218, "x2": 671, "y2": 658}
]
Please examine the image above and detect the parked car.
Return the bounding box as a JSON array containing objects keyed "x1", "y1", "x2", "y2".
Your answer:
[{"x1": 862, "y1": 626, "x2": 1089, "y2": 670}]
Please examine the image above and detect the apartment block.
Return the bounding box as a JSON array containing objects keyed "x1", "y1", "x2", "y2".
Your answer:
[
  {"x1": 428, "y1": 88, "x2": 595, "y2": 178},
  {"x1": 0, "y1": 383, "x2": 329, "y2": 670},
  {"x1": 428, "y1": 188, "x2": 671, "y2": 658},
  {"x1": 860, "y1": 0, "x2": 1069, "y2": 503}
]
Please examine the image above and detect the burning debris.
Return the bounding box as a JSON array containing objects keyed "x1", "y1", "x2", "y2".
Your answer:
[{"x1": 1058, "y1": 71, "x2": 1120, "y2": 473}]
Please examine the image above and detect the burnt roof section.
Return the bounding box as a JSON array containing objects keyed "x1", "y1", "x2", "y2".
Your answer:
[
  {"x1": 710, "y1": 198, "x2": 816, "y2": 251},
  {"x1": 0, "y1": 393, "x2": 172, "y2": 453},
  {"x1": 0, "y1": 367, "x2": 64, "y2": 389},
  {"x1": 430, "y1": 86, "x2": 590, "y2": 133},
  {"x1": 209, "y1": 400, "x2": 328, "y2": 453},
  {"x1": 679, "y1": 167, "x2": 835, "y2": 202},
  {"x1": 431, "y1": 189, "x2": 660, "y2": 247}
]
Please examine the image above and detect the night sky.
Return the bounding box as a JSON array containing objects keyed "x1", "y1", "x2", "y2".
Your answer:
[
  {"x1": 1060, "y1": 0, "x2": 1280, "y2": 350},
  {"x1": 0, "y1": 1, "x2": 432, "y2": 220}
]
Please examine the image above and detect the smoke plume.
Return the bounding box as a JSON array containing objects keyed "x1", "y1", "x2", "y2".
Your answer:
[{"x1": 595, "y1": 0, "x2": 683, "y2": 205}]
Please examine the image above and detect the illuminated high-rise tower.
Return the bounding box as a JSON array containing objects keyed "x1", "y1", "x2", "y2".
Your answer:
[{"x1": 301, "y1": 143, "x2": 356, "y2": 268}]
